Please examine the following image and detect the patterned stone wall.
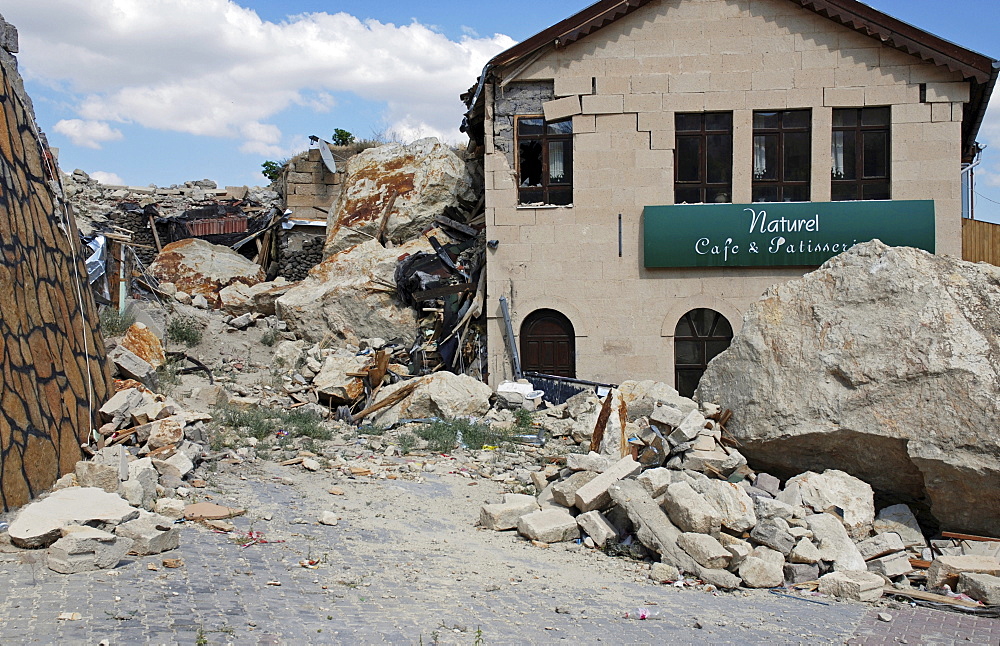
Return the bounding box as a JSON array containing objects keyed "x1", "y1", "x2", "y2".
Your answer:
[{"x1": 0, "y1": 16, "x2": 112, "y2": 511}]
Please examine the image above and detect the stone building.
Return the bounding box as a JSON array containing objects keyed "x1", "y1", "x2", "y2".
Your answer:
[
  {"x1": 0, "y1": 14, "x2": 112, "y2": 510},
  {"x1": 463, "y1": 0, "x2": 998, "y2": 394}
]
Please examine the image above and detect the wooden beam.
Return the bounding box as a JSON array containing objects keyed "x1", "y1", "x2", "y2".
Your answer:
[{"x1": 942, "y1": 531, "x2": 1000, "y2": 543}]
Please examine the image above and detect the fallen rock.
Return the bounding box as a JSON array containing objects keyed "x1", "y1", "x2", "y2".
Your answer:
[
  {"x1": 789, "y1": 537, "x2": 821, "y2": 564},
  {"x1": 576, "y1": 510, "x2": 619, "y2": 548},
  {"x1": 46, "y1": 526, "x2": 134, "y2": 574},
  {"x1": 778, "y1": 470, "x2": 874, "y2": 540},
  {"x1": 661, "y1": 481, "x2": 721, "y2": 536},
  {"x1": 368, "y1": 371, "x2": 493, "y2": 427},
  {"x1": 957, "y1": 572, "x2": 1000, "y2": 605},
  {"x1": 150, "y1": 238, "x2": 265, "y2": 306},
  {"x1": 145, "y1": 417, "x2": 185, "y2": 450},
  {"x1": 121, "y1": 322, "x2": 166, "y2": 368},
  {"x1": 100, "y1": 388, "x2": 146, "y2": 428},
  {"x1": 74, "y1": 461, "x2": 120, "y2": 493},
  {"x1": 784, "y1": 562, "x2": 820, "y2": 585},
  {"x1": 857, "y1": 532, "x2": 906, "y2": 561},
  {"x1": 650, "y1": 562, "x2": 681, "y2": 583},
  {"x1": 750, "y1": 517, "x2": 796, "y2": 556},
  {"x1": 319, "y1": 511, "x2": 340, "y2": 526},
  {"x1": 313, "y1": 354, "x2": 368, "y2": 404},
  {"x1": 866, "y1": 551, "x2": 912, "y2": 579},
  {"x1": 873, "y1": 504, "x2": 927, "y2": 548},
  {"x1": 480, "y1": 494, "x2": 540, "y2": 531},
  {"x1": 109, "y1": 346, "x2": 158, "y2": 390},
  {"x1": 806, "y1": 513, "x2": 866, "y2": 572},
  {"x1": 9, "y1": 488, "x2": 140, "y2": 548},
  {"x1": 691, "y1": 479, "x2": 756, "y2": 533},
  {"x1": 323, "y1": 138, "x2": 475, "y2": 256},
  {"x1": 738, "y1": 556, "x2": 784, "y2": 588},
  {"x1": 516, "y1": 509, "x2": 580, "y2": 543},
  {"x1": 818, "y1": 570, "x2": 884, "y2": 602},
  {"x1": 573, "y1": 456, "x2": 642, "y2": 512},
  {"x1": 115, "y1": 511, "x2": 179, "y2": 555},
  {"x1": 926, "y1": 555, "x2": 1000, "y2": 589},
  {"x1": 153, "y1": 498, "x2": 186, "y2": 519},
  {"x1": 566, "y1": 452, "x2": 612, "y2": 473},
  {"x1": 677, "y1": 532, "x2": 730, "y2": 569},
  {"x1": 698, "y1": 241, "x2": 1000, "y2": 536},
  {"x1": 551, "y1": 470, "x2": 598, "y2": 508}
]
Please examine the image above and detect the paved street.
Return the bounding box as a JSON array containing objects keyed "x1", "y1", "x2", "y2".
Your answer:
[{"x1": 0, "y1": 459, "x2": 995, "y2": 645}]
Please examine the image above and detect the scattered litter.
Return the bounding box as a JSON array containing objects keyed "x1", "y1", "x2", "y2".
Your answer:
[
  {"x1": 57, "y1": 612, "x2": 82, "y2": 621},
  {"x1": 162, "y1": 559, "x2": 183, "y2": 569}
]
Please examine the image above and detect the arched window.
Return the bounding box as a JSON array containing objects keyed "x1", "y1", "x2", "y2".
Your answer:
[
  {"x1": 520, "y1": 309, "x2": 575, "y2": 377},
  {"x1": 674, "y1": 308, "x2": 733, "y2": 398}
]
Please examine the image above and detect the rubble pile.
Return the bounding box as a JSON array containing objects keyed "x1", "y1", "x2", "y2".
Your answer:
[
  {"x1": 477, "y1": 381, "x2": 1000, "y2": 607},
  {"x1": 697, "y1": 240, "x2": 1000, "y2": 537},
  {"x1": 279, "y1": 234, "x2": 324, "y2": 281}
]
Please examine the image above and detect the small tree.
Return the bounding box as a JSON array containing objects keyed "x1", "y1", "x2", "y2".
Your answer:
[
  {"x1": 261, "y1": 159, "x2": 285, "y2": 182},
  {"x1": 331, "y1": 128, "x2": 356, "y2": 146}
]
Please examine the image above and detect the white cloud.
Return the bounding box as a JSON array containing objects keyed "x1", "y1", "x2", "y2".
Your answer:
[
  {"x1": 52, "y1": 119, "x2": 123, "y2": 149},
  {"x1": 4, "y1": 0, "x2": 514, "y2": 152},
  {"x1": 90, "y1": 171, "x2": 126, "y2": 186}
]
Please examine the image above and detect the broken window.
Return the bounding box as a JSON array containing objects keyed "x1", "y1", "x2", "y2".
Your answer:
[
  {"x1": 752, "y1": 109, "x2": 811, "y2": 203},
  {"x1": 517, "y1": 116, "x2": 573, "y2": 205},
  {"x1": 674, "y1": 112, "x2": 733, "y2": 204},
  {"x1": 674, "y1": 308, "x2": 733, "y2": 398},
  {"x1": 832, "y1": 107, "x2": 890, "y2": 201}
]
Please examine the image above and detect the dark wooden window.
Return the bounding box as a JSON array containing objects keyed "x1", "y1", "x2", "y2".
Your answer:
[
  {"x1": 752, "y1": 109, "x2": 811, "y2": 202},
  {"x1": 674, "y1": 308, "x2": 733, "y2": 398},
  {"x1": 520, "y1": 309, "x2": 575, "y2": 378},
  {"x1": 675, "y1": 112, "x2": 733, "y2": 204},
  {"x1": 832, "y1": 107, "x2": 890, "y2": 201},
  {"x1": 517, "y1": 116, "x2": 573, "y2": 206}
]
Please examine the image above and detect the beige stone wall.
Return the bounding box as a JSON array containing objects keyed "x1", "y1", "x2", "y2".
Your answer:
[
  {"x1": 484, "y1": 0, "x2": 969, "y2": 387},
  {"x1": 281, "y1": 147, "x2": 343, "y2": 219}
]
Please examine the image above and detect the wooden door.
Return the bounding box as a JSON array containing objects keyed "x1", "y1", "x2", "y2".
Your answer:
[{"x1": 520, "y1": 310, "x2": 575, "y2": 378}]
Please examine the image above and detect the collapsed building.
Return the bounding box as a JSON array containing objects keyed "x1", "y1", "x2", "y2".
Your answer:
[{"x1": 460, "y1": 0, "x2": 999, "y2": 398}]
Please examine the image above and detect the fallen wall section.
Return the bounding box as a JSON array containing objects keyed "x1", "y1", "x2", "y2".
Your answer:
[{"x1": 0, "y1": 14, "x2": 112, "y2": 511}]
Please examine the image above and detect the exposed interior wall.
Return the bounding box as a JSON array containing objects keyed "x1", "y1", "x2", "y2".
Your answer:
[
  {"x1": 0, "y1": 16, "x2": 113, "y2": 511},
  {"x1": 484, "y1": 0, "x2": 970, "y2": 387}
]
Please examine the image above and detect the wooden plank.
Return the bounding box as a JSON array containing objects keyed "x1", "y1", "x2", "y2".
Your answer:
[
  {"x1": 882, "y1": 585, "x2": 982, "y2": 608},
  {"x1": 909, "y1": 559, "x2": 931, "y2": 569},
  {"x1": 148, "y1": 213, "x2": 163, "y2": 253},
  {"x1": 589, "y1": 391, "x2": 615, "y2": 453},
  {"x1": 351, "y1": 379, "x2": 420, "y2": 423},
  {"x1": 375, "y1": 191, "x2": 398, "y2": 247},
  {"x1": 942, "y1": 531, "x2": 1000, "y2": 543}
]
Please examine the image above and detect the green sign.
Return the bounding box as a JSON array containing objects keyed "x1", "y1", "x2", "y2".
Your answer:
[{"x1": 643, "y1": 200, "x2": 935, "y2": 268}]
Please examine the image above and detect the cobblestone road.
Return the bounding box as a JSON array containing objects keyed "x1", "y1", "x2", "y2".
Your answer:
[{"x1": 0, "y1": 460, "x2": 995, "y2": 645}]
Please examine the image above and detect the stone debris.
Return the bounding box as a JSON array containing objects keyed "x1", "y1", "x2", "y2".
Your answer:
[
  {"x1": 818, "y1": 571, "x2": 884, "y2": 602},
  {"x1": 8, "y1": 487, "x2": 140, "y2": 549},
  {"x1": 46, "y1": 526, "x2": 135, "y2": 574},
  {"x1": 115, "y1": 511, "x2": 180, "y2": 556}
]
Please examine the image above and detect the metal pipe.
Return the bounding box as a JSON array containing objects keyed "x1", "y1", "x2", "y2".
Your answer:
[{"x1": 499, "y1": 296, "x2": 522, "y2": 380}]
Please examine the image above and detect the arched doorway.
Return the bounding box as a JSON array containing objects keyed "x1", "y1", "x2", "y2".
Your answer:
[
  {"x1": 674, "y1": 308, "x2": 733, "y2": 398},
  {"x1": 520, "y1": 309, "x2": 576, "y2": 377}
]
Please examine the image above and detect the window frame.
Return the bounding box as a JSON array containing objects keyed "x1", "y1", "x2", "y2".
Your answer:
[
  {"x1": 752, "y1": 109, "x2": 812, "y2": 203},
  {"x1": 674, "y1": 111, "x2": 734, "y2": 204},
  {"x1": 674, "y1": 308, "x2": 734, "y2": 399},
  {"x1": 515, "y1": 115, "x2": 573, "y2": 206},
  {"x1": 831, "y1": 107, "x2": 891, "y2": 201}
]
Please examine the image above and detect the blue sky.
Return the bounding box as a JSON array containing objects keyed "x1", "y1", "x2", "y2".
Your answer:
[{"x1": 4, "y1": 0, "x2": 1000, "y2": 220}]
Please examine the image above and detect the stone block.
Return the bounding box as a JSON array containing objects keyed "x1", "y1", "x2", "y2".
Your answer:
[
  {"x1": 751, "y1": 546, "x2": 785, "y2": 566},
  {"x1": 573, "y1": 456, "x2": 641, "y2": 512},
  {"x1": 649, "y1": 402, "x2": 684, "y2": 428},
  {"x1": 543, "y1": 96, "x2": 582, "y2": 122},
  {"x1": 691, "y1": 479, "x2": 756, "y2": 533},
  {"x1": 153, "y1": 498, "x2": 186, "y2": 519},
  {"x1": 818, "y1": 571, "x2": 884, "y2": 602},
  {"x1": 75, "y1": 461, "x2": 120, "y2": 493},
  {"x1": 554, "y1": 76, "x2": 593, "y2": 97},
  {"x1": 926, "y1": 555, "x2": 1000, "y2": 589},
  {"x1": 637, "y1": 467, "x2": 674, "y2": 498},
  {"x1": 957, "y1": 572, "x2": 1000, "y2": 605},
  {"x1": 789, "y1": 537, "x2": 821, "y2": 564},
  {"x1": 553, "y1": 470, "x2": 599, "y2": 507},
  {"x1": 925, "y1": 82, "x2": 970, "y2": 103},
  {"x1": 517, "y1": 509, "x2": 580, "y2": 543},
  {"x1": 9, "y1": 488, "x2": 139, "y2": 549},
  {"x1": 739, "y1": 556, "x2": 784, "y2": 588},
  {"x1": 480, "y1": 496, "x2": 540, "y2": 531},
  {"x1": 779, "y1": 470, "x2": 874, "y2": 540},
  {"x1": 866, "y1": 551, "x2": 912, "y2": 579},
  {"x1": 124, "y1": 458, "x2": 158, "y2": 510},
  {"x1": 754, "y1": 473, "x2": 781, "y2": 497},
  {"x1": 99, "y1": 388, "x2": 145, "y2": 427},
  {"x1": 650, "y1": 562, "x2": 681, "y2": 583},
  {"x1": 576, "y1": 510, "x2": 619, "y2": 547},
  {"x1": 145, "y1": 417, "x2": 185, "y2": 450},
  {"x1": 784, "y1": 562, "x2": 820, "y2": 586},
  {"x1": 668, "y1": 409, "x2": 706, "y2": 445},
  {"x1": 46, "y1": 526, "x2": 134, "y2": 574},
  {"x1": 677, "y1": 532, "x2": 731, "y2": 569},
  {"x1": 115, "y1": 511, "x2": 179, "y2": 555},
  {"x1": 109, "y1": 346, "x2": 158, "y2": 389},
  {"x1": 806, "y1": 513, "x2": 866, "y2": 572},
  {"x1": 581, "y1": 94, "x2": 624, "y2": 114},
  {"x1": 726, "y1": 541, "x2": 753, "y2": 571},
  {"x1": 824, "y1": 86, "x2": 866, "y2": 107},
  {"x1": 857, "y1": 532, "x2": 905, "y2": 561},
  {"x1": 662, "y1": 481, "x2": 721, "y2": 536},
  {"x1": 566, "y1": 451, "x2": 610, "y2": 472},
  {"x1": 750, "y1": 517, "x2": 795, "y2": 555}
]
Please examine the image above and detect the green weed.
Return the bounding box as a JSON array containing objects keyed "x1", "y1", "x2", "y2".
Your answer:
[
  {"x1": 99, "y1": 306, "x2": 135, "y2": 337},
  {"x1": 167, "y1": 316, "x2": 203, "y2": 347},
  {"x1": 417, "y1": 417, "x2": 513, "y2": 453},
  {"x1": 260, "y1": 328, "x2": 279, "y2": 347},
  {"x1": 397, "y1": 432, "x2": 417, "y2": 455}
]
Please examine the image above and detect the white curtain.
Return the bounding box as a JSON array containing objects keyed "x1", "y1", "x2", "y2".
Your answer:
[
  {"x1": 549, "y1": 142, "x2": 564, "y2": 182},
  {"x1": 831, "y1": 132, "x2": 845, "y2": 178},
  {"x1": 753, "y1": 136, "x2": 767, "y2": 179}
]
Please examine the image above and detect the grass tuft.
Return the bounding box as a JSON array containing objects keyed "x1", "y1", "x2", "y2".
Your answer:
[
  {"x1": 99, "y1": 306, "x2": 136, "y2": 337},
  {"x1": 167, "y1": 316, "x2": 203, "y2": 347}
]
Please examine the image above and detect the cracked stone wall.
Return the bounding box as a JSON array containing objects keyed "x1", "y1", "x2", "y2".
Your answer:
[{"x1": 0, "y1": 14, "x2": 112, "y2": 511}]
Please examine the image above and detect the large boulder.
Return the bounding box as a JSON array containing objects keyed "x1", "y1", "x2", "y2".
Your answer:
[
  {"x1": 323, "y1": 138, "x2": 475, "y2": 256},
  {"x1": 368, "y1": 372, "x2": 492, "y2": 426},
  {"x1": 276, "y1": 236, "x2": 432, "y2": 345},
  {"x1": 697, "y1": 241, "x2": 1000, "y2": 536},
  {"x1": 150, "y1": 238, "x2": 265, "y2": 307}
]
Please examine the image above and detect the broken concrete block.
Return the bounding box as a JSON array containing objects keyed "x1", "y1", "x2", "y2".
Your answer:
[
  {"x1": 637, "y1": 467, "x2": 674, "y2": 498},
  {"x1": 576, "y1": 510, "x2": 619, "y2": 548},
  {"x1": 46, "y1": 526, "x2": 134, "y2": 574},
  {"x1": 725, "y1": 540, "x2": 753, "y2": 571},
  {"x1": 649, "y1": 561, "x2": 681, "y2": 583},
  {"x1": 779, "y1": 470, "x2": 875, "y2": 540},
  {"x1": 754, "y1": 472, "x2": 781, "y2": 497},
  {"x1": 552, "y1": 470, "x2": 598, "y2": 507},
  {"x1": 867, "y1": 551, "x2": 913, "y2": 579},
  {"x1": 857, "y1": 532, "x2": 906, "y2": 561},
  {"x1": 751, "y1": 517, "x2": 796, "y2": 556},
  {"x1": 784, "y1": 562, "x2": 820, "y2": 585},
  {"x1": 109, "y1": 345, "x2": 158, "y2": 390},
  {"x1": 319, "y1": 511, "x2": 339, "y2": 526},
  {"x1": 661, "y1": 481, "x2": 721, "y2": 536},
  {"x1": 124, "y1": 458, "x2": 158, "y2": 511},
  {"x1": 691, "y1": 479, "x2": 756, "y2": 533},
  {"x1": 677, "y1": 533, "x2": 730, "y2": 569},
  {"x1": 818, "y1": 571, "x2": 884, "y2": 602},
  {"x1": 99, "y1": 388, "x2": 145, "y2": 427},
  {"x1": 146, "y1": 416, "x2": 185, "y2": 450},
  {"x1": 573, "y1": 456, "x2": 641, "y2": 512},
  {"x1": 74, "y1": 461, "x2": 120, "y2": 493},
  {"x1": 153, "y1": 498, "x2": 186, "y2": 519},
  {"x1": 9, "y1": 488, "x2": 139, "y2": 549},
  {"x1": 738, "y1": 556, "x2": 784, "y2": 588},
  {"x1": 566, "y1": 451, "x2": 611, "y2": 473},
  {"x1": 480, "y1": 496, "x2": 540, "y2": 531},
  {"x1": 926, "y1": 555, "x2": 1000, "y2": 589},
  {"x1": 516, "y1": 509, "x2": 580, "y2": 543},
  {"x1": 163, "y1": 452, "x2": 194, "y2": 479},
  {"x1": 957, "y1": 572, "x2": 1000, "y2": 605},
  {"x1": 668, "y1": 409, "x2": 706, "y2": 446},
  {"x1": 650, "y1": 403, "x2": 684, "y2": 429},
  {"x1": 789, "y1": 537, "x2": 821, "y2": 564},
  {"x1": 754, "y1": 496, "x2": 795, "y2": 521},
  {"x1": 873, "y1": 504, "x2": 927, "y2": 548},
  {"x1": 806, "y1": 513, "x2": 866, "y2": 572},
  {"x1": 115, "y1": 511, "x2": 179, "y2": 555}
]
